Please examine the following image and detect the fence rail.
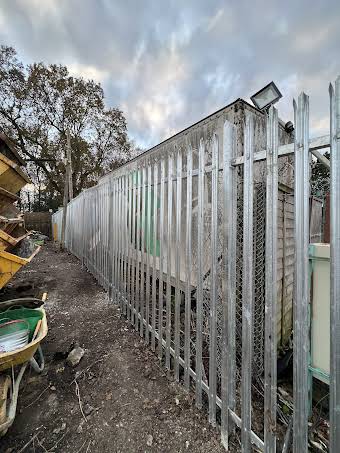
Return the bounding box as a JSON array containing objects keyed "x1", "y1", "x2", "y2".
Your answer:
[{"x1": 53, "y1": 76, "x2": 340, "y2": 452}]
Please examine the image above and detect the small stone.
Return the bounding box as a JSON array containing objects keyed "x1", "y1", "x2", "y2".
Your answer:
[
  {"x1": 50, "y1": 385, "x2": 56, "y2": 391},
  {"x1": 83, "y1": 404, "x2": 94, "y2": 416},
  {"x1": 66, "y1": 347, "x2": 85, "y2": 367},
  {"x1": 185, "y1": 441, "x2": 190, "y2": 449},
  {"x1": 146, "y1": 434, "x2": 153, "y2": 446},
  {"x1": 53, "y1": 422, "x2": 66, "y2": 435},
  {"x1": 143, "y1": 369, "x2": 151, "y2": 378},
  {"x1": 175, "y1": 397, "x2": 180, "y2": 405},
  {"x1": 47, "y1": 393, "x2": 58, "y2": 408},
  {"x1": 77, "y1": 419, "x2": 85, "y2": 434}
]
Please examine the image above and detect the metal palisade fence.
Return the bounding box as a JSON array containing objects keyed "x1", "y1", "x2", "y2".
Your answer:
[{"x1": 53, "y1": 76, "x2": 340, "y2": 452}]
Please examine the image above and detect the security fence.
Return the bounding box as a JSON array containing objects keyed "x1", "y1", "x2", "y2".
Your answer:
[{"x1": 53, "y1": 76, "x2": 340, "y2": 452}]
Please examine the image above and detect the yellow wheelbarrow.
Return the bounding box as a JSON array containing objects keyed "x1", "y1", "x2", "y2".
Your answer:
[{"x1": 0, "y1": 295, "x2": 48, "y2": 436}]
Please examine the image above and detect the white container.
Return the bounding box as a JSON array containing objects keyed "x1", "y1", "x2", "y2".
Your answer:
[{"x1": 309, "y1": 243, "x2": 330, "y2": 384}]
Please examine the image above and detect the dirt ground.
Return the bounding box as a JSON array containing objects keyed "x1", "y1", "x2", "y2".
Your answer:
[{"x1": 0, "y1": 243, "x2": 230, "y2": 453}]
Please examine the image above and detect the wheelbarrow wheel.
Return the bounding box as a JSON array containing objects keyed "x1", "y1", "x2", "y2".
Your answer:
[{"x1": 0, "y1": 375, "x2": 11, "y2": 436}]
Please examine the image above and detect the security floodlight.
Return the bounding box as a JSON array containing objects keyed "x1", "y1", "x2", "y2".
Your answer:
[
  {"x1": 285, "y1": 121, "x2": 294, "y2": 133},
  {"x1": 250, "y1": 81, "x2": 282, "y2": 111}
]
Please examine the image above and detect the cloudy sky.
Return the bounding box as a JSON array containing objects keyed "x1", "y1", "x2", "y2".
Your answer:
[{"x1": 0, "y1": 0, "x2": 339, "y2": 149}]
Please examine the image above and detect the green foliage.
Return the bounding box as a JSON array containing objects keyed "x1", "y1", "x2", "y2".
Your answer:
[{"x1": 0, "y1": 45, "x2": 131, "y2": 209}]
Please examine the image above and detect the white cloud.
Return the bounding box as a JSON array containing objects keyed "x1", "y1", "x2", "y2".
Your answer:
[
  {"x1": 205, "y1": 8, "x2": 224, "y2": 32},
  {"x1": 67, "y1": 62, "x2": 109, "y2": 83},
  {"x1": 0, "y1": 0, "x2": 339, "y2": 148}
]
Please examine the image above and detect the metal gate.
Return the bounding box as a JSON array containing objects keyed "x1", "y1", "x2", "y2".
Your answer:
[{"x1": 53, "y1": 76, "x2": 340, "y2": 452}]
